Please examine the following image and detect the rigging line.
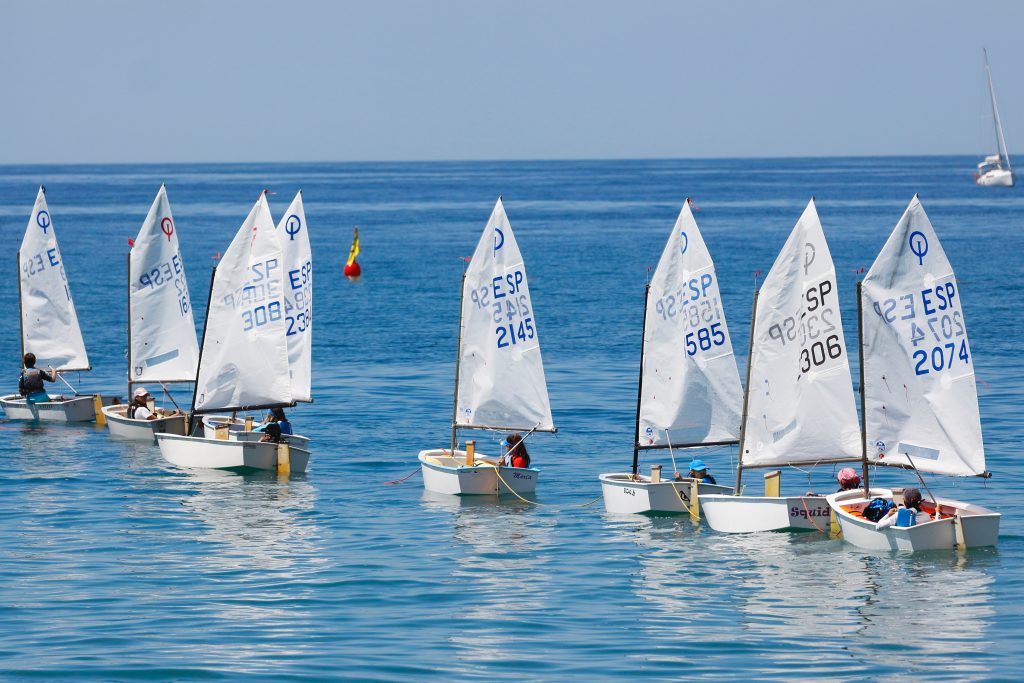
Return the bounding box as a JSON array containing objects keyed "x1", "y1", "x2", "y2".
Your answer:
[
  {"x1": 383, "y1": 468, "x2": 421, "y2": 485},
  {"x1": 159, "y1": 382, "x2": 182, "y2": 412},
  {"x1": 491, "y1": 466, "x2": 549, "y2": 505},
  {"x1": 665, "y1": 430, "x2": 680, "y2": 478},
  {"x1": 800, "y1": 497, "x2": 827, "y2": 534},
  {"x1": 56, "y1": 372, "x2": 80, "y2": 396}
]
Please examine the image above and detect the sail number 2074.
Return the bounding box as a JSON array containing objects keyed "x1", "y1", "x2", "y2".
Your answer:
[{"x1": 872, "y1": 281, "x2": 970, "y2": 376}]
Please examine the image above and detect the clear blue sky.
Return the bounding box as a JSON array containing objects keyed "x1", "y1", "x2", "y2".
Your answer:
[{"x1": 2, "y1": 1, "x2": 1021, "y2": 164}]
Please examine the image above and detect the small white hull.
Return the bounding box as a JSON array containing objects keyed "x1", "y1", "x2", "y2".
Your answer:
[
  {"x1": 826, "y1": 488, "x2": 1000, "y2": 551},
  {"x1": 103, "y1": 404, "x2": 187, "y2": 442},
  {"x1": 700, "y1": 494, "x2": 834, "y2": 533},
  {"x1": 0, "y1": 394, "x2": 112, "y2": 422},
  {"x1": 418, "y1": 449, "x2": 539, "y2": 496},
  {"x1": 157, "y1": 433, "x2": 311, "y2": 474},
  {"x1": 976, "y1": 169, "x2": 1015, "y2": 187},
  {"x1": 598, "y1": 472, "x2": 733, "y2": 514}
]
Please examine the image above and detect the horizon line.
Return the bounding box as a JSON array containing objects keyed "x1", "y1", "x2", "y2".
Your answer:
[{"x1": 0, "y1": 151, "x2": 1003, "y2": 169}]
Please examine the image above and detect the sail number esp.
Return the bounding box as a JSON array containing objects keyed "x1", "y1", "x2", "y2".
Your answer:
[
  {"x1": 137, "y1": 253, "x2": 191, "y2": 316},
  {"x1": 651, "y1": 272, "x2": 728, "y2": 357},
  {"x1": 467, "y1": 269, "x2": 536, "y2": 349},
  {"x1": 872, "y1": 280, "x2": 969, "y2": 376},
  {"x1": 766, "y1": 279, "x2": 843, "y2": 375}
]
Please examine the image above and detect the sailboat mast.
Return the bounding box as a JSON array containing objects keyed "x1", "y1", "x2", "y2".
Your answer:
[
  {"x1": 126, "y1": 252, "x2": 133, "y2": 398},
  {"x1": 984, "y1": 49, "x2": 1011, "y2": 169},
  {"x1": 734, "y1": 290, "x2": 759, "y2": 495},
  {"x1": 187, "y1": 266, "x2": 217, "y2": 436},
  {"x1": 16, "y1": 250, "x2": 24, "y2": 366},
  {"x1": 449, "y1": 270, "x2": 468, "y2": 453},
  {"x1": 630, "y1": 284, "x2": 651, "y2": 476},
  {"x1": 857, "y1": 281, "x2": 871, "y2": 496}
]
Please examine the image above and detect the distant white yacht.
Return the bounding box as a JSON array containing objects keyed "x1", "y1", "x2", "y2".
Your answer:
[{"x1": 976, "y1": 49, "x2": 1014, "y2": 187}]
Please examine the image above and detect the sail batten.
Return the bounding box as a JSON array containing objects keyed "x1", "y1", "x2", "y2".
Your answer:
[
  {"x1": 861, "y1": 197, "x2": 984, "y2": 477},
  {"x1": 129, "y1": 186, "x2": 200, "y2": 384},
  {"x1": 193, "y1": 194, "x2": 292, "y2": 413},
  {"x1": 275, "y1": 191, "x2": 313, "y2": 403},
  {"x1": 19, "y1": 188, "x2": 90, "y2": 371},
  {"x1": 740, "y1": 200, "x2": 861, "y2": 467},
  {"x1": 455, "y1": 198, "x2": 554, "y2": 432},
  {"x1": 638, "y1": 201, "x2": 743, "y2": 447}
]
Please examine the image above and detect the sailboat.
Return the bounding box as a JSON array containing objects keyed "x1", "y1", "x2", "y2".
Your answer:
[
  {"x1": 827, "y1": 197, "x2": 1000, "y2": 550},
  {"x1": 976, "y1": 49, "x2": 1015, "y2": 187},
  {"x1": 418, "y1": 198, "x2": 555, "y2": 495},
  {"x1": 600, "y1": 200, "x2": 741, "y2": 514},
  {"x1": 1, "y1": 187, "x2": 111, "y2": 422},
  {"x1": 156, "y1": 192, "x2": 311, "y2": 473},
  {"x1": 701, "y1": 200, "x2": 863, "y2": 533},
  {"x1": 200, "y1": 190, "x2": 313, "y2": 437},
  {"x1": 103, "y1": 186, "x2": 200, "y2": 440}
]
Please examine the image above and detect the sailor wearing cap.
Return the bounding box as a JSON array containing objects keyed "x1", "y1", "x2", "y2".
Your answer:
[
  {"x1": 128, "y1": 387, "x2": 158, "y2": 421},
  {"x1": 686, "y1": 458, "x2": 716, "y2": 484}
]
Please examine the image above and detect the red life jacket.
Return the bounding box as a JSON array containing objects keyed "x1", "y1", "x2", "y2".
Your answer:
[{"x1": 510, "y1": 454, "x2": 529, "y2": 469}]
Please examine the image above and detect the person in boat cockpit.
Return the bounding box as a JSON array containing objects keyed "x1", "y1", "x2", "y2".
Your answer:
[
  {"x1": 254, "y1": 407, "x2": 292, "y2": 436},
  {"x1": 679, "y1": 459, "x2": 716, "y2": 484},
  {"x1": 18, "y1": 353, "x2": 56, "y2": 404},
  {"x1": 500, "y1": 433, "x2": 530, "y2": 468},
  {"x1": 876, "y1": 487, "x2": 935, "y2": 529},
  {"x1": 128, "y1": 387, "x2": 159, "y2": 420}
]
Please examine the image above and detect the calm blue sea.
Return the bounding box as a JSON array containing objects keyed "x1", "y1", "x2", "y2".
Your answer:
[{"x1": 0, "y1": 158, "x2": 1022, "y2": 681}]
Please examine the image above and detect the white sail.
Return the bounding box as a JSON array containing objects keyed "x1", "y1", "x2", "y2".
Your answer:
[
  {"x1": 638, "y1": 201, "x2": 742, "y2": 446},
  {"x1": 193, "y1": 194, "x2": 292, "y2": 413},
  {"x1": 275, "y1": 191, "x2": 312, "y2": 402},
  {"x1": 455, "y1": 198, "x2": 554, "y2": 431},
  {"x1": 984, "y1": 49, "x2": 1012, "y2": 172},
  {"x1": 129, "y1": 186, "x2": 200, "y2": 383},
  {"x1": 861, "y1": 197, "x2": 984, "y2": 477},
  {"x1": 19, "y1": 187, "x2": 90, "y2": 371},
  {"x1": 741, "y1": 200, "x2": 860, "y2": 467}
]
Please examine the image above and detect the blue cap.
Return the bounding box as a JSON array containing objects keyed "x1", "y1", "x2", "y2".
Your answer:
[
  {"x1": 689, "y1": 459, "x2": 708, "y2": 471},
  {"x1": 499, "y1": 439, "x2": 509, "y2": 447}
]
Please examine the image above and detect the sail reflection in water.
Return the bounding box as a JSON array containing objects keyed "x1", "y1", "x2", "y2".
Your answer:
[{"x1": 420, "y1": 491, "x2": 557, "y2": 669}]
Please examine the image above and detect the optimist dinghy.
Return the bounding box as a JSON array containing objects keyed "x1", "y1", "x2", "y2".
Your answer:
[
  {"x1": 102, "y1": 186, "x2": 200, "y2": 441},
  {"x1": 599, "y1": 200, "x2": 741, "y2": 514},
  {"x1": 1, "y1": 187, "x2": 113, "y2": 422},
  {"x1": 826, "y1": 197, "x2": 1000, "y2": 551},
  {"x1": 156, "y1": 192, "x2": 310, "y2": 474},
  {"x1": 701, "y1": 200, "x2": 863, "y2": 533},
  {"x1": 196, "y1": 191, "x2": 314, "y2": 443},
  {"x1": 418, "y1": 198, "x2": 556, "y2": 496}
]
